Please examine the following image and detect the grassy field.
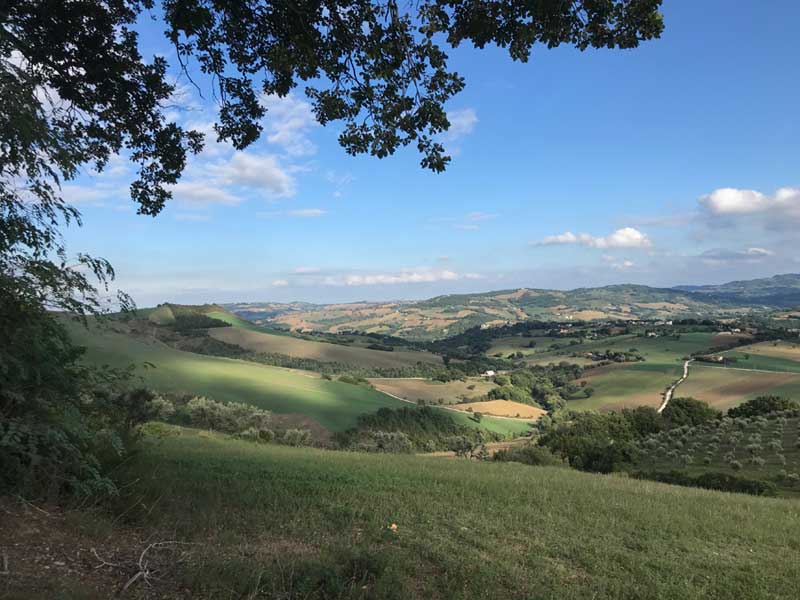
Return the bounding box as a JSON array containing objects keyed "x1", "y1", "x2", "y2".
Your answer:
[
  {"x1": 66, "y1": 321, "x2": 527, "y2": 437},
  {"x1": 211, "y1": 326, "x2": 442, "y2": 369},
  {"x1": 676, "y1": 366, "x2": 800, "y2": 410},
  {"x1": 629, "y1": 413, "x2": 800, "y2": 497},
  {"x1": 369, "y1": 377, "x2": 497, "y2": 404},
  {"x1": 554, "y1": 333, "x2": 736, "y2": 412},
  {"x1": 74, "y1": 427, "x2": 800, "y2": 599},
  {"x1": 721, "y1": 341, "x2": 800, "y2": 374}
]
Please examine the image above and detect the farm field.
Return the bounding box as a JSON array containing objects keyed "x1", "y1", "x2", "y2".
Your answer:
[
  {"x1": 66, "y1": 320, "x2": 528, "y2": 437},
  {"x1": 369, "y1": 377, "x2": 497, "y2": 405},
  {"x1": 722, "y1": 341, "x2": 800, "y2": 373},
  {"x1": 570, "y1": 363, "x2": 679, "y2": 411},
  {"x1": 455, "y1": 399, "x2": 546, "y2": 419},
  {"x1": 67, "y1": 320, "x2": 404, "y2": 431},
  {"x1": 11, "y1": 425, "x2": 798, "y2": 599},
  {"x1": 676, "y1": 366, "x2": 800, "y2": 410},
  {"x1": 210, "y1": 326, "x2": 442, "y2": 369}
]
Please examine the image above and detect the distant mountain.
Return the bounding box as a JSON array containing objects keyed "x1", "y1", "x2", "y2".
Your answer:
[
  {"x1": 673, "y1": 273, "x2": 800, "y2": 307},
  {"x1": 223, "y1": 285, "x2": 726, "y2": 340}
]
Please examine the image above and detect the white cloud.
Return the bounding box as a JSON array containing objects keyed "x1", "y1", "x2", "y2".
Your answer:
[
  {"x1": 317, "y1": 267, "x2": 483, "y2": 287},
  {"x1": 454, "y1": 224, "x2": 480, "y2": 231},
  {"x1": 698, "y1": 247, "x2": 775, "y2": 265},
  {"x1": 60, "y1": 184, "x2": 110, "y2": 206},
  {"x1": 261, "y1": 93, "x2": 319, "y2": 156},
  {"x1": 271, "y1": 279, "x2": 289, "y2": 287},
  {"x1": 538, "y1": 227, "x2": 652, "y2": 249},
  {"x1": 288, "y1": 208, "x2": 326, "y2": 218},
  {"x1": 170, "y1": 181, "x2": 240, "y2": 206},
  {"x1": 699, "y1": 186, "x2": 800, "y2": 221},
  {"x1": 444, "y1": 108, "x2": 478, "y2": 141},
  {"x1": 294, "y1": 266, "x2": 320, "y2": 274},
  {"x1": 213, "y1": 152, "x2": 295, "y2": 198}
]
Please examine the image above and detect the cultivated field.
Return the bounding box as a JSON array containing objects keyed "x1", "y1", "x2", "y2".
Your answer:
[
  {"x1": 211, "y1": 326, "x2": 442, "y2": 369},
  {"x1": 455, "y1": 400, "x2": 546, "y2": 419},
  {"x1": 629, "y1": 413, "x2": 800, "y2": 497},
  {"x1": 12, "y1": 426, "x2": 796, "y2": 599},
  {"x1": 676, "y1": 366, "x2": 800, "y2": 410},
  {"x1": 67, "y1": 321, "x2": 528, "y2": 437},
  {"x1": 722, "y1": 341, "x2": 800, "y2": 374},
  {"x1": 369, "y1": 377, "x2": 497, "y2": 404}
]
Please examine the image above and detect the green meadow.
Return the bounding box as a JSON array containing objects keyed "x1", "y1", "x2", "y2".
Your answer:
[
  {"x1": 93, "y1": 426, "x2": 800, "y2": 599},
  {"x1": 66, "y1": 320, "x2": 527, "y2": 436}
]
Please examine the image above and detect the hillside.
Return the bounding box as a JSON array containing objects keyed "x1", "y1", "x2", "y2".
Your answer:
[
  {"x1": 64, "y1": 315, "x2": 529, "y2": 437},
  {"x1": 227, "y1": 278, "x2": 796, "y2": 340},
  {"x1": 5, "y1": 426, "x2": 798, "y2": 599},
  {"x1": 674, "y1": 273, "x2": 800, "y2": 307}
]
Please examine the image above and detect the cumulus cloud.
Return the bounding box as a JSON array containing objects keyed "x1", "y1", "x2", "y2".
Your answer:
[
  {"x1": 444, "y1": 108, "x2": 478, "y2": 141},
  {"x1": 213, "y1": 152, "x2": 295, "y2": 198},
  {"x1": 698, "y1": 247, "x2": 775, "y2": 265},
  {"x1": 271, "y1": 279, "x2": 289, "y2": 287},
  {"x1": 261, "y1": 93, "x2": 319, "y2": 156},
  {"x1": 293, "y1": 266, "x2": 320, "y2": 274},
  {"x1": 538, "y1": 227, "x2": 652, "y2": 249},
  {"x1": 699, "y1": 187, "x2": 800, "y2": 222},
  {"x1": 170, "y1": 181, "x2": 240, "y2": 206}
]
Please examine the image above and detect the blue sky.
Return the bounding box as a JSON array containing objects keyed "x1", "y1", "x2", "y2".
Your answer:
[{"x1": 63, "y1": 1, "x2": 800, "y2": 306}]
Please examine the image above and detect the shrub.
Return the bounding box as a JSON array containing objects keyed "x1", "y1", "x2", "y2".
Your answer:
[
  {"x1": 749, "y1": 456, "x2": 766, "y2": 468},
  {"x1": 183, "y1": 396, "x2": 272, "y2": 434},
  {"x1": 493, "y1": 445, "x2": 563, "y2": 467},
  {"x1": 281, "y1": 429, "x2": 312, "y2": 447},
  {"x1": 237, "y1": 427, "x2": 275, "y2": 443},
  {"x1": 662, "y1": 398, "x2": 721, "y2": 428},
  {"x1": 631, "y1": 470, "x2": 776, "y2": 497},
  {"x1": 730, "y1": 460, "x2": 743, "y2": 470},
  {"x1": 728, "y1": 396, "x2": 800, "y2": 419}
]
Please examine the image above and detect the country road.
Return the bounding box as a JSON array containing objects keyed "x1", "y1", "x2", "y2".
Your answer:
[{"x1": 658, "y1": 359, "x2": 693, "y2": 413}]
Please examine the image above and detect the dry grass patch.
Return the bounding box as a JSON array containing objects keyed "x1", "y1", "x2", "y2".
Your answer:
[
  {"x1": 369, "y1": 377, "x2": 496, "y2": 404},
  {"x1": 677, "y1": 366, "x2": 800, "y2": 410},
  {"x1": 453, "y1": 400, "x2": 545, "y2": 419}
]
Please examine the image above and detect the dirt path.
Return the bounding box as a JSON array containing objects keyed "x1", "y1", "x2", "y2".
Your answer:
[{"x1": 658, "y1": 359, "x2": 693, "y2": 413}]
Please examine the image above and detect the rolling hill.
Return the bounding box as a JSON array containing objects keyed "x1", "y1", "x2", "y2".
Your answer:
[{"x1": 226, "y1": 276, "x2": 800, "y2": 340}]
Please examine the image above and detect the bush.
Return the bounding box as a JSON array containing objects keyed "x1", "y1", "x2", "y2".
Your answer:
[
  {"x1": 281, "y1": 429, "x2": 313, "y2": 447},
  {"x1": 493, "y1": 445, "x2": 563, "y2": 467},
  {"x1": 182, "y1": 396, "x2": 272, "y2": 434},
  {"x1": 631, "y1": 470, "x2": 776, "y2": 496},
  {"x1": 357, "y1": 431, "x2": 414, "y2": 453},
  {"x1": 662, "y1": 398, "x2": 721, "y2": 428},
  {"x1": 728, "y1": 396, "x2": 800, "y2": 419}
]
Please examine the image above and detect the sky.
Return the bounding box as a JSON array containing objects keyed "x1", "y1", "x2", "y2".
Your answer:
[{"x1": 63, "y1": 1, "x2": 800, "y2": 306}]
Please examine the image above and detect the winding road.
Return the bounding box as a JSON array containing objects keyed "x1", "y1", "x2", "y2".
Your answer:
[{"x1": 658, "y1": 359, "x2": 693, "y2": 413}]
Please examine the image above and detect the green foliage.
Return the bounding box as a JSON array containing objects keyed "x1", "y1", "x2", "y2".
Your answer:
[
  {"x1": 281, "y1": 429, "x2": 313, "y2": 447},
  {"x1": 335, "y1": 406, "x2": 499, "y2": 452},
  {"x1": 493, "y1": 445, "x2": 563, "y2": 467},
  {"x1": 180, "y1": 396, "x2": 272, "y2": 434},
  {"x1": 631, "y1": 470, "x2": 777, "y2": 497},
  {"x1": 169, "y1": 313, "x2": 232, "y2": 331},
  {"x1": 728, "y1": 396, "x2": 800, "y2": 419},
  {"x1": 661, "y1": 397, "x2": 721, "y2": 428}
]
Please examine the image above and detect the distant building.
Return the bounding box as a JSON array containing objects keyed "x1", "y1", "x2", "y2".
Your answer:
[{"x1": 482, "y1": 370, "x2": 496, "y2": 377}]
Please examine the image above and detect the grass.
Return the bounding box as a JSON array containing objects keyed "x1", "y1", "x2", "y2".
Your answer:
[
  {"x1": 67, "y1": 320, "x2": 527, "y2": 436},
  {"x1": 369, "y1": 377, "x2": 497, "y2": 405},
  {"x1": 104, "y1": 425, "x2": 800, "y2": 599},
  {"x1": 210, "y1": 326, "x2": 442, "y2": 369},
  {"x1": 676, "y1": 366, "x2": 800, "y2": 410},
  {"x1": 556, "y1": 333, "x2": 724, "y2": 412}
]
